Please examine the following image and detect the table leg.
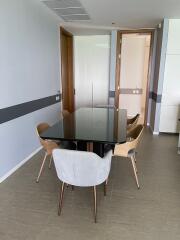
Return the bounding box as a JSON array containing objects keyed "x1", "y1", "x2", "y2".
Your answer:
[
  {"x1": 93, "y1": 143, "x2": 104, "y2": 157},
  {"x1": 87, "y1": 142, "x2": 93, "y2": 152},
  {"x1": 77, "y1": 141, "x2": 104, "y2": 157},
  {"x1": 77, "y1": 141, "x2": 87, "y2": 151}
]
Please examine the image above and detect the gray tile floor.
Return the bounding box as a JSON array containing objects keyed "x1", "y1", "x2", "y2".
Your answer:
[{"x1": 0, "y1": 129, "x2": 180, "y2": 240}]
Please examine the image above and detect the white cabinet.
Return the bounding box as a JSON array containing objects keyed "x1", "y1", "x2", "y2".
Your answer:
[{"x1": 159, "y1": 20, "x2": 180, "y2": 133}]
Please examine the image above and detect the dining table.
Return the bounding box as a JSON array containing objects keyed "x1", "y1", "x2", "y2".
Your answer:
[{"x1": 40, "y1": 107, "x2": 127, "y2": 157}]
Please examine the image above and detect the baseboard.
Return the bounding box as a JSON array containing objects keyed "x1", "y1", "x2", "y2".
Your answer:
[
  {"x1": 0, "y1": 146, "x2": 42, "y2": 183},
  {"x1": 149, "y1": 124, "x2": 159, "y2": 135},
  {"x1": 153, "y1": 131, "x2": 159, "y2": 135}
]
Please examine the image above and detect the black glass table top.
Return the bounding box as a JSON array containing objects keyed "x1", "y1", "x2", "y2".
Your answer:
[{"x1": 40, "y1": 107, "x2": 127, "y2": 144}]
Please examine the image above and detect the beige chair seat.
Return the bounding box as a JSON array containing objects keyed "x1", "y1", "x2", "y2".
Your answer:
[{"x1": 43, "y1": 140, "x2": 59, "y2": 155}]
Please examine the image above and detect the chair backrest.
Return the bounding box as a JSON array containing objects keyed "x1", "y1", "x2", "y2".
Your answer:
[
  {"x1": 36, "y1": 123, "x2": 50, "y2": 150},
  {"x1": 36, "y1": 123, "x2": 50, "y2": 136},
  {"x1": 53, "y1": 149, "x2": 112, "y2": 187},
  {"x1": 127, "y1": 114, "x2": 140, "y2": 125},
  {"x1": 114, "y1": 124, "x2": 144, "y2": 157}
]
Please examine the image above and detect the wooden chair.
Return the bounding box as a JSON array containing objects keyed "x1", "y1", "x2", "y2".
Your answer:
[
  {"x1": 36, "y1": 123, "x2": 59, "y2": 183},
  {"x1": 127, "y1": 114, "x2": 140, "y2": 134},
  {"x1": 62, "y1": 109, "x2": 70, "y2": 118},
  {"x1": 114, "y1": 124, "x2": 144, "y2": 189}
]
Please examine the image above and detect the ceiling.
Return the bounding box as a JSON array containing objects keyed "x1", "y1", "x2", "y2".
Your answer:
[
  {"x1": 78, "y1": 0, "x2": 180, "y2": 28},
  {"x1": 41, "y1": 0, "x2": 180, "y2": 33}
]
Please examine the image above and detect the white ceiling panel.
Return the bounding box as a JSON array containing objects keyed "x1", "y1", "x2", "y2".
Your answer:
[
  {"x1": 42, "y1": 0, "x2": 90, "y2": 22},
  {"x1": 41, "y1": 0, "x2": 180, "y2": 28},
  {"x1": 43, "y1": 0, "x2": 82, "y2": 9},
  {"x1": 54, "y1": 8, "x2": 87, "y2": 16}
]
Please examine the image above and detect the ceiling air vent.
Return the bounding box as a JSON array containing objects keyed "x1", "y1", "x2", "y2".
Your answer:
[{"x1": 42, "y1": 0, "x2": 91, "y2": 22}]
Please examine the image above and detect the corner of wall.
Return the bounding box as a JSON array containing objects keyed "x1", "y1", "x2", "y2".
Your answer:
[
  {"x1": 108, "y1": 30, "x2": 117, "y2": 106},
  {"x1": 149, "y1": 19, "x2": 169, "y2": 134}
]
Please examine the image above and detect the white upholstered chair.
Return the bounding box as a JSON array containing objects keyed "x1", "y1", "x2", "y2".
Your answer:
[{"x1": 53, "y1": 149, "x2": 112, "y2": 222}]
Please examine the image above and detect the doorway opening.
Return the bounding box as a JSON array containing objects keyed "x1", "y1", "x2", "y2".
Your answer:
[
  {"x1": 115, "y1": 30, "x2": 153, "y2": 124},
  {"x1": 74, "y1": 35, "x2": 110, "y2": 109},
  {"x1": 60, "y1": 29, "x2": 111, "y2": 112}
]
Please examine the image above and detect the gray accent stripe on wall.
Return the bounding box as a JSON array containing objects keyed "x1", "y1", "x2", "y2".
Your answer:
[
  {"x1": 120, "y1": 88, "x2": 143, "y2": 94},
  {"x1": 109, "y1": 88, "x2": 143, "y2": 97},
  {"x1": 109, "y1": 91, "x2": 115, "y2": 98},
  {"x1": 149, "y1": 92, "x2": 162, "y2": 103},
  {"x1": 0, "y1": 94, "x2": 61, "y2": 124},
  {"x1": 109, "y1": 90, "x2": 162, "y2": 103}
]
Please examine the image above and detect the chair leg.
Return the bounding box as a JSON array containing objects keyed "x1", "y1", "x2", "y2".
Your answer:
[
  {"x1": 104, "y1": 182, "x2": 107, "y2": 196},
  {"x1": 36, "y1": 152, "x2": 47, "y2": 183},
  {"x1": 133, "y1": 156, "x2": 138, "y2": 173},
  {"x1": 135, "y1": 151, "x2": 138, "y2": 161},
  {"x1": 93, "y1": 186, "x2": 97, "y2": 223},
  {"x1": 58, "y1": 182, "x2": 65, "y2": 216},
  {"x1": 106, "y1": 178, "x2": 108, "y2": 185},
  {"x1": 48, "y1": 155, "x2": 53, "y2": 169},
  {"x1": 130, "y1": 156, "x2": 140, "y2": 189},
  {"x1": 104, "y1": 178, "x2": 108, "y2": 196}
]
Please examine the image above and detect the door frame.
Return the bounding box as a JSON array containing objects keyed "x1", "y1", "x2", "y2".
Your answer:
[
  {"x1": 60, "y1": 27, "x2": 75, "y2": 112},
  {"x1": 115, "y1": 29, "x2": 154, "y2": 125}
]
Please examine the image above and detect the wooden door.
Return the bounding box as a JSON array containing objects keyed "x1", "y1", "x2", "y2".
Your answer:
[{"x1": 60, "y1": 27, "x2": 74, "y2": 113}]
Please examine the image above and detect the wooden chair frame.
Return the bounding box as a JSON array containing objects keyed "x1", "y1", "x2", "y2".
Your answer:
[{"x1": 114, "y1": 125, "x2": 144, "y2": 189}]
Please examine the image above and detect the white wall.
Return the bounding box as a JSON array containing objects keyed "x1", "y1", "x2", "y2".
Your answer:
[
  {"x1": 159, "y1": 19, "x2": 180, "y2": 133},
  {"x1": 0, "y1": 0, "x2": 61, "y2": 180}
]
